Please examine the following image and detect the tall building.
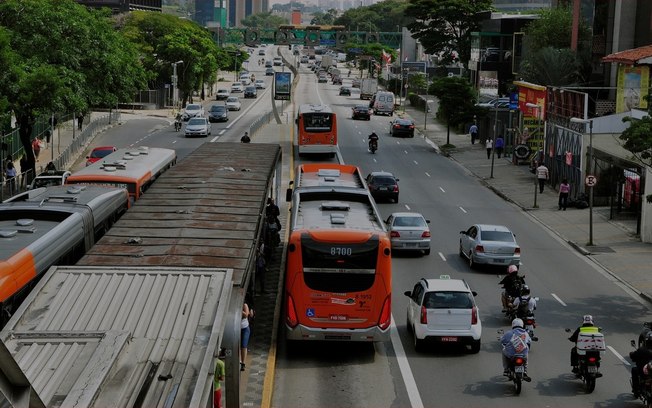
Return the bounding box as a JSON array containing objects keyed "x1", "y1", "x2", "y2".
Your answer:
[
  {"x1": 76, "y1": 0, "x2": 162, "y2": 12},
  {"x1": 226, "y1": 0, "x2": 265, "y2": 27}
]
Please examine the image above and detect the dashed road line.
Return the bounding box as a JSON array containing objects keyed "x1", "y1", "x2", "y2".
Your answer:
[
  {"x1": 551, "y1": 293, "x2": 567, "y2": 306},
  {"x1": 439, "y1": 187, "x2": 445, "y2": 193},
  {"x1": 608, "y1": 345, "x2": 630, "y2": 366},
  {"x1": 389, "y1": 317, "x2": 425, "y2": 408},
  {"x1": 438, "y1": 252, "x2": 446, "y2": 262},
  {"x1": 459, "y1": 206, "x2": 467, "y2": 214}
]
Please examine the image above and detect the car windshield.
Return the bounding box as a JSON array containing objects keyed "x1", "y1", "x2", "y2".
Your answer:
[
  {"x1": 185, "y1": 104, "x2": 200, "y2": 111},
  {"x1": 480, "y1": 230, "x2": 514, "y2": 242},
  {"x1": 188, "y1": 118, "x2": 205, "y2": 125},
  {"x1": 91, "y1": 149, "x2": 114, "y2": 159},
  {"x1": 355, "y1": 106, "x2": 367, "y2": 110},
  {"x1": 373, "y1": 176, "x2": 396, "y2": 185},
  {"x1": 394, "y1": 216, "x2": 426, "y2": 227},
  {"x1": 424, "y1": 291, "x2": 473, "y2": 309},
  {"x1": 210, "y1": 106, "x2": 226, "y2": 112},
  {"x1": 227, "y1": 97, "x2": 238, "y2": 103}
]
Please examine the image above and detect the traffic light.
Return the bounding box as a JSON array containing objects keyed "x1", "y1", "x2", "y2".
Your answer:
[
  {"x1": 365, "y1": 32, "x2": 379, "y2": 44},
  {"x1": 275, "y1": 29, "x2": 290, "y2": 45},
  {"x1": 336, "y1": 32, "x2": 350, "y2": 47},
  {"x1": 305, "y1": 29, "x2": 320, "y2": 46},
  {"x1": 244, "y1": 29, "x2": 260, "y2": 46}
]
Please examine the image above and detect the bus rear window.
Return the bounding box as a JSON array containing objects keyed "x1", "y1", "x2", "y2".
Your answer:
[
  {"x1": 302, "y1": 113, "x2": 333, "y2": 132},
  {"x1": 301, "y1": 234, "x2": 378, "y2": 292}
]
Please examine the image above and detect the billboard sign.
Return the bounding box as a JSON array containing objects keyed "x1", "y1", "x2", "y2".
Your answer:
[
  {"x1": 274, "y1": 72, "x2": 291, "y2": 101},
  {"x1": 616, "y1": 65, "x2": 649, "y2": 113}
]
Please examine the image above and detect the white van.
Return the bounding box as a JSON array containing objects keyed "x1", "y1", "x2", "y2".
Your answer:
[{"x1": 370, "y1": 91, "x2": 395, "y2": 116}]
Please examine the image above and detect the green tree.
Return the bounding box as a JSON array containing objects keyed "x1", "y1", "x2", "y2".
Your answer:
[
  {"x1": 620, "y1": 116, "x2": 652, "y2": 202},
  {"x1": 241, "y1": 12, "x2": 288, "y2": 29},
  {"x1": 429, "y1": 76, "x2": 484, "y2": 145},
  {"x1": 0, "y1": 0, "x2": 146, "y2": 178},
  {"x1": 335, "y1": 0, "x2": 411, "y2": 32},
  {"x1": 518, "y1": 6, "x2": 591, "y2": 86},
  {"x1": 311, "y1": 9, "x2": 338, "y2": 26},
  {"x1": 405, "y1": 0, "x2": 493, "y2": 66}
]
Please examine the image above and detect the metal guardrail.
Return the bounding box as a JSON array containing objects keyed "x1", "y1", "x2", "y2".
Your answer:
[{"x1": 249, "y1": 111, "x2": 274, "y2": 137}]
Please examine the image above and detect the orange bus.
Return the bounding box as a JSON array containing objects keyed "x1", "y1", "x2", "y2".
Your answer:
[
  {"x1": 66, "y1": 146, "x2": 176, "y2": 203},
  {"x1": 296, "y1": 104, "x2": 338, "y2": 157},
  {"x1": 284, "y1": 163, "x2": 392, "y2": 342}
]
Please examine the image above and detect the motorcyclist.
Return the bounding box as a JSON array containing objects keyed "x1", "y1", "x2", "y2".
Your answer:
[
  {"x1": 630, "y1": 331, "x2": 652, "y2": 397},
  {"x1": 500, "y1": 318, "x2": 532, "y2": 381},
  {"x1": 512, "y1": 285, "x2": 536, "y2": 319},
  {"x1": 368, "y1": 132, "x2": 379, "y2": 150},
  {"x1": 241, "y1": 132, "x2": 251, "y2": 143},
  {"x1": 174, "y1": 112, "x2": 183, "y2": 130},
  {"x1": 499, "y1": 265, "x2": 525, "y2": 312},
  {"x1": 569, "y1": 314, "x2": 600, "y2": 374}
]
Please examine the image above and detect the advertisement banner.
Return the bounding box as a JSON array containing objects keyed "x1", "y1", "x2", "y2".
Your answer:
[
  {"x1": 616, "y1": 65, "x2": 649, "y2": 113},
  {"x1": 479, "y1": 70, "x2": 498, "y2": 96},
  {"x1": 274, "y1": 72, "x2": 291, "y2": 101}
]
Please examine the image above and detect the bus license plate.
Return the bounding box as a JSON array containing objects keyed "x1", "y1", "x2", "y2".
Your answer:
[
  {"x1": 441, "y1": 337, "x2": 457, "y2": 342},
  {"x1": 493, "y1": 259, "x2": 504, "y2": 263},
  {"x1": 330, "y1": 314, "x2": 348, "y2": 321},
  {"x1": 515, "y1": 366, "x2": 525, "y2": 373},
  {"x1": 588, "y1": 366, "x2": 597, "y2": 373}
]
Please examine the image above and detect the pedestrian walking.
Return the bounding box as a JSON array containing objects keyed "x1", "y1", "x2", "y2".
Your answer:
[
  {"x1": 32, "y1": 138, "x2": 41, "y2": 161},
  {"x1": 559, "y1": 178, "x2": 570, "y2": 210},
  {"x1": 256, "y1": 251, "x2": 267, "y2": 293},
  {"x1": 77, "y1": 113, "x2": 84, "y2": 130},
  {"x1": 240, "y1": 131, "x2": 250, "y2": 143},
  {"x1": 5, "y1": 162, "x2": 17, "y2": 195},
  {"x1": 486, "y1": 138, "x2": 493, "y2": 159},
  {"x1": 213, "y1": 348, "x2": 226, "y2": 408},
  {"x1": 469, "y1": 123, "x2": 478, "y2": 145},
  {"x1": 536, "y1": 162, "x2": 549, "y2": 193},
  {"x1": 495, "y1": 136, "x2": 504, "y2": 158},
  {"x1": 240, "y1": 301, "x2": 254, "y2": 371}
]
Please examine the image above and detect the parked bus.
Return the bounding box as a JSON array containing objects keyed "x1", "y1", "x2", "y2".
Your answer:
[
  {"x1": 0, "y1": 185, "x2": 129, "y2": 327},
  {"x1": 296, "y1": 104, "x2": 338, "y2": 157},
  {"x1": 284, "y1": 163, "x2": 392, "y2": 342},
  {"x1": 66, "y1": 146, "x2": 176, "y2": 203}
]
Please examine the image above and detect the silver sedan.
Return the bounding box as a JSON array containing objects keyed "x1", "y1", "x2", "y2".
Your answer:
[
  {"x1": 385, "y1": 212, "x2": 431, "y2": 255},
  {"x1": 459, "y1": 224, "x2": 520, "y2": 269}
]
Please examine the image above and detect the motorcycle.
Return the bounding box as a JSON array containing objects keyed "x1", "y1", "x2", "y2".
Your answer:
[
  {"x1": 369, "y1": 139, "x2": 378, "y2": 154},
  {"x1": 524, "y1": 311, "x2": 538, "y2": 345},
  {"x1": 500, "y1": 277, "x2": 526, "y2": 320},
  {"x1": 174, "y1": 119, "x2": 182, "y2": 132},
  {"x1": 506, "y1": 354, "x2": 529, "y2": 395},
  {"x1": 630, "y1": 340, "x2": 652, "y2": 406},
  {"x1": 566, "y1": 328, "x2": 604, "y2": 393},
  {"x1": 639, "y1": 322, "x2": 652, "y2": 348}
]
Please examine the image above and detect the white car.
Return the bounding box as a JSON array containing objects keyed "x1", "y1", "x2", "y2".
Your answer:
[
  {"x1": 405, "y1": 276, "x2": 481, "y2": 353},
  {"x1": 184, "y1": 117, "x2": 211, "y2": 138},
  {"x1": 216, "y1": 89, "x2": 230, "y2": 100},
  {"x1": 385, "y1": 212, "x2": 431, "y2": 255},
  {"x1": 231, "y1": 83, "x2": 243, "y2": 93},
  {"x1": 240, "y1": 73, "x2": 252, "y2": 85},
  {"x1": 273, "y1": 57, "x2": 283, "y2": 66},
  {"x1": 182, "y1": 103, "x2": 204, "y2": 121},
  {"x1": 254, "y1": 79, "x2": 266, "y2": 89},
  {"x1": 225, "y1": 96, "x2": 241, "y2": 111}
]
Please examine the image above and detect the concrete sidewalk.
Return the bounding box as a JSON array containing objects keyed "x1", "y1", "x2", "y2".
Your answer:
[{"x1": 397, "y1": 102, "x2": 652, "y2": 302}]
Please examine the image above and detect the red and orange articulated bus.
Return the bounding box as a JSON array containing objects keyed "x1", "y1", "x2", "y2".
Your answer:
[{"x1": 296, "y1": 104, "x2": 338, "y2": 157}]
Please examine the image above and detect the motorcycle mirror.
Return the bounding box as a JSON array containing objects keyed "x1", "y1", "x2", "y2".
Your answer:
[
  {"x1": 532, "y1": 337, "x2": 539, "y2": 342},
  {"x1": 497, "y1": 329, "x2": 504, "y2": 334},
  {"x1": 564, "y1": 328, "x2": 571, "y2": 333},
  {"x1": 632, "y1": 340, "x2": 637, "y2": 347},
  {"x1": 533, "y1": 297, "x2": 540, "y2": 301},
  {"x1": 645, "y1": 322, "x2": 651, "y2": 328}
]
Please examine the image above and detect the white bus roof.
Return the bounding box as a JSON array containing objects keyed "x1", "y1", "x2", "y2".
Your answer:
[{"x1": 297, "y1": 104, "x2": 334, "y2": 114}]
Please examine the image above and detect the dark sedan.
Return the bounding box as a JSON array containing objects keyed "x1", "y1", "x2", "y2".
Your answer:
[
  {"x1": 208, "y1": 105, "x2": 228, "y2": 123},
  {"x1": 366, "y1": 171, "x2": 399, "y2": 203},
  {"x1": 339, "y1": 86, "x2": 351, "y2": 96},
  {"x1": 390, "y1": 118, "x2": 415, "y2": 137},
  {"x1": 352, "y1": 105, "x2": 371, "y2": 120}
]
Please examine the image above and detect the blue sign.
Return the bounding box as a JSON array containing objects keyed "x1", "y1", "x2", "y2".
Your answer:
[
  {"x1": 321, "y1": 39, "x2": 336, "y2": 46},
  {"x1": 306, "y1": 308, "x2": 315, "y2": 317},
  {"x1": 509, "y1": 92, "x2": 519, "y2": 110}
]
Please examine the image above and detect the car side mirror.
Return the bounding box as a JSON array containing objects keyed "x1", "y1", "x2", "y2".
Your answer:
[
  {"x1": 395, "y1": 178, "x2": 399, "y2": 182},
  {"x1": 460, "y1": 231, "x2": 467, "y2": 235},
  {"x1": 403, "y1": 291, "x2": 411, "y2": 297},
  {"x1": 472, "y1": 291, "x2": 478, "y2": 297},
  {"x1": 632, "y1": 340, "x2": 637, "y2": 347},
  {"x1": 425, "y1": 220, "x2": 430, "y2": 224}
]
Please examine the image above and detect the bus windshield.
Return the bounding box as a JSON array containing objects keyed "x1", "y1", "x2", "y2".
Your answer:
[{"x1": 302, "y1": 112, "x2": 333, "y2": 132}]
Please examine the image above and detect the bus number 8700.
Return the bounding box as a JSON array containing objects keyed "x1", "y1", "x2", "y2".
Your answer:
[{"x1": 330, "y1": 247, "x2": 352, "y2": 256}]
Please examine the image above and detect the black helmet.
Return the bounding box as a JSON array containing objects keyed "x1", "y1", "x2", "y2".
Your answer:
[
  {"x1": 521, "y1": 285, "x2": 530, "y2": 296},
  {"x1": 645, "y1": 332, "x2": 652, "y2": 349}
]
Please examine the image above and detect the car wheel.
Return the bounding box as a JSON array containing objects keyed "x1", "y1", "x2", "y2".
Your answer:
[
  {"x1": 394, "y1": 195, "x2": 399, "y2": 203},
  {"x1": 469, "y1": 251, "x2": 476, "y2": 269},
  {"x1": 469, "y1": 340, "x2": 481, "y2": 354},
  {"x1": 414, "y1": 330, "x2": 423, "y2": 352},
  {"x1": 459, "y1": 242, "x2": 465, "y2": 258},
  {"x1": 406, "y1": 312, "x2": 412, "y2": 333},
  {"x1": 423, "y1": 248, "x2": 431, "y2": 256}
]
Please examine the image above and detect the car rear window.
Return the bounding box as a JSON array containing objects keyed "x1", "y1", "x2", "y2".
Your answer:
[
  {"x1": 395, "y1": 217, "x2": 426, "y2": 227},
  {"x1": 424, "y1": 292, "x2": 473, "y2": 309},
  {"x1": 480, "y1": 231, "x2": 514, "y2": 242},
  {"x1": 188, "y1": 118, "x2": 205, "y2": 125},
  {"x1": 373, "y1": 177, "x2": 396, "y2": 185}
]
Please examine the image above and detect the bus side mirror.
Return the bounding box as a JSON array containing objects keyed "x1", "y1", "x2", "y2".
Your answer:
[
  {"x1": 286, "y1": 188, "x2": 292, "y2": 202},
  {"x1": 295, "y1": 118, "x2": 298, "y2": 124}
]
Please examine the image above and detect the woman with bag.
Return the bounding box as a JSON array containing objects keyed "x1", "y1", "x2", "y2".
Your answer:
[{"x1": 559, "y1": 179, "x2": 570, "y2": 210}]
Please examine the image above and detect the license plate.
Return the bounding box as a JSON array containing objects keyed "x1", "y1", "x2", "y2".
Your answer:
[
  {"x1": 441, "y1": 336, "x2": 457, "y2": 342},
  {"x1": 493, "y1": 259, "x2": 505, "y2": 263},
  {"x1": 405, "y1": 243, "x2": 417, "y2": 247},
  {"x1": 515, "y1": 366, "x2": 525, "y2": 373},
  {"x1": 381, "y1": 187, "x2": 389, "y2": 191},
  {"x1": 588, "y1": 366, "x2": 597, "y2": 373}
]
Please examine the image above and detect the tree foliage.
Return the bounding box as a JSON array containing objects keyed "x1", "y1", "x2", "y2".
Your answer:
[
  {"x1": 429, "y1": 76, "x2": 482, "y2": 126},
  {"x1": 405, "y1": 0, "x2": 493, "y2": 66},
  {"x1": 334, "y1": 0, "x2": 411, "y2": 32},
  {"x1": 241, "y1": 12, "x2": 288, "y2": 29},
  {"x1": 518, "y1": 6, "x2": 591, "y2": 86},
  {"x1": 620, "y1": 116, "x2": 652, "y2": 167},
  {"x1": 311, "y1": 9, "x2": 338, "y2": 26}
]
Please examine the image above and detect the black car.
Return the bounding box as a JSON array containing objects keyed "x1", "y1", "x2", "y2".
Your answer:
[
  {"x1": 265, "y1": 67, "x2": 275, "y2": 76},
  {"x1": 390, "y1": 118, "x2": 415, "y2": 137},
  {"x1": 366, "y1": 171, "x2": 399, "y2": 203},
  {"x1": 352, "y1": 105, "x2": 371, "y2": 120},
  {"x1": 339, "y1": 86, "x2": 351, "y2": 96},
  {"x1": 244, "y1": 86, "x2": 258, "y2": 98},
  {"x1": 208, "y1": 105, "x2": 228, "y2": 123}
]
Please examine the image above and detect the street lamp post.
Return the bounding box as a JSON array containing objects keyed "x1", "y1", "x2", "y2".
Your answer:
[
  {"x1": 490, "y1": 105, "x2": 499, "y2": 178},
  {"x1": 171, "y1": 60, "x2": 184, "y2": 109},
  {"x1": 570, "y1": 117, "x2": 594, "y2": 246},
  {"x1": 424, "y1": 75, "x2": 429, "y2": 130},
  {"x1": 526, "y1": 102, "x2": 543, "y2": 208}
]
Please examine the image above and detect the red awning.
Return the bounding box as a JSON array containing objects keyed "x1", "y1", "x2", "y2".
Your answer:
[{"x1": 602, "y1": 44, "x2": 652, "y2": 65}]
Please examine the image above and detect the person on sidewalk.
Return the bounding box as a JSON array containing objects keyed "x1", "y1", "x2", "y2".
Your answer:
[
  {"x1": 559, "y1": 179, "x2": 570, "y2": 210},
  {"x1": 536, "y1": 162, "x2": 549, "y2": 193},
  {"x1": 240, "y1": 131, "x2": 250, "y2": 143},
  {"x1": 32, "y1": 138, "x2": 41, "y2": 162},
  {"x1": 240, "y1": 300, "x2": 254, "y2": 371},
  {"x1": 469, "y1": 123, "x2": 478, "y2": 145},
  {"x1": 214, "y1": 348, "x2": 226, "y2": 408},
  {"x1": 5, "y1": 162, "x2": 17, "y2": 195},
  {"x1": 486, "y1": 138, "x2": 493, "y2": 159},
  {"x1": 77, "y1": 113, "x2": 84, "y2": 131},
  {"x1": 495, "y1": 135, "x2": 505, "y2": 158}
]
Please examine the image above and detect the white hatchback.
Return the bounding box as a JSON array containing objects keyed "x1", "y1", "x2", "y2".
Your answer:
[
  {"x1": 404, "y1": 276, "x2": 481, "y2": 353},
  {"x1": 231, "y1": 83, "x2": 243, "y2": 93}
]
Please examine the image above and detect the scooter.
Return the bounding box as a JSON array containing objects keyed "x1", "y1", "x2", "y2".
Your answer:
[
  {"x1": 566, "y1": 328, "x2": 604, "y2": 393},
  {"x1": 506, "y1": 354, "x2": 529, "y2": 395},
  {"x1": 369, "y1": 139, "x2": 378, "y2": 154},
  {"x1": 523, "y1": 311, "x2": 539, "y2": 347},
  {"x1": 630, "y1": 340, "x2": 652, "y2": 405},
  {"x1": 638, "y1": 322, "x2": 652, "y2": 348}
]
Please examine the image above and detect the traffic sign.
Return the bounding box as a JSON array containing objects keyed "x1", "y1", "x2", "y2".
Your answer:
[{"x1": 585, "y1": 175, "x2": 598, "y2": 187}]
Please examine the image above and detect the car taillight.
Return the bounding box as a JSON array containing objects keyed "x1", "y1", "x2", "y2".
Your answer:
[
  {"x1": 421, "y1": 231, "x2": 431, "y2": 238},
  {"x1": 475, "y1": 245, "x2": 485, "y2": 253},
  {"x1": 515, "y1": 357, "x2": 524, "y2": 365},
  {"x1": 526, "y1": 319, "x2": 534, "y2": 325},
  {"x1": 393, "y1": 185, "x2": 399, "y2": 192},
  {"x1": 471, "y1": 306, "x2": 478, "y2": 324},
  {"x1": 286, "y1": 295, "x2": 298, "y2": 328},
  {"x1": 393, "y1": 124, "x2": 400, "y2": 129},
  {"x1": 409, "y1": 125, "x2": 414, "y2": 129},
  {"x1": 588, "y1": 356, "x2": 597, "y2": 363},
  {"x1": 378, "y1": 295, "x2": 392, "y2": 330},
  {"x1": 390, "y1": 231, "x2": 400, "y2": 238},
  {"x1": 514, "y1": 247, "x2": 521, "y2": 255},
  {"x1": 420, "y1": 305, "x2": 428, "y2": 324}
]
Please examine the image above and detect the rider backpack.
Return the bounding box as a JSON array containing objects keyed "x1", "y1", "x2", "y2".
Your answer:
[{"x1": 516, "y1": 297, "x2": 529, "y2": 317}]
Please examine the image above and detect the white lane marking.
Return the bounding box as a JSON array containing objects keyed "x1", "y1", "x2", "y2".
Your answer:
[
  {"x1": 404, "y1": 150, "x2": 408, "y2": 154},
  {"x1": 413, "y1": 160, "x2": 418, "y2": 165},
  {"x1": 389, "y1": 317, "x2": 425, "y2": 408},
  {"x1": 373, "y1": 158, "x2": 377, "y2": 163},
  {"x1": 425, "y1": 172, "x2": 431, "y2": 178},
  {"x1": 609, "y1": 346, "x2": 630, "y2": 366},
  {"x1": 210, "y1": 136, "x2": 220, "y2": 143},
  {"x1": 219, "y1": 129, "x2": 226, "y2": 135},
  {"x1": 439, "y1": 187, "x2": 445, "y2": 193},
  {"x1": 171, "y1": 140, "x2": 177, "y2": 144},
  {"x1": 438, "y1": 252, "x2": 446, "y2": 262},
  {"x1": 459, "y1": 206, "x2": 467, "y2": 214},
  {"x1": 404, "y1": 204, "x2": 411, "y2": 211},
  {"x1": 551, "y1": 293, "x2": 567, "y2": 306}
]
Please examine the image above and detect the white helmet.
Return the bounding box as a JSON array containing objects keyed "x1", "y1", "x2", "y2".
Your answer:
[
  {"x1": 512, "y1": 318, "x2": 524, "y2": 329},
  {"x1": 508, "y1": 265, "x2": 518, "y2": 274},
  {"x1": 582, "y1": 314, "x2": 593, "y2": 325}
]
